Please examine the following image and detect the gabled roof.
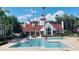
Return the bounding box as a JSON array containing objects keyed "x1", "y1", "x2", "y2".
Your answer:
[
  {"x1": 22, "y1": 22, "x2": 63, "y2": 32},
  {"x1": 33, "y1": 25, "x2": 43, "y2": 31},
  {"x1": 51, "y1": 24, "x2": 63, "y2": 30},
  {"x1": 22, "y1": 24, "x2": 32, "y2": 32},
  {"x1": 22, "y1": 24, "x2": 42, "y2": 32}
]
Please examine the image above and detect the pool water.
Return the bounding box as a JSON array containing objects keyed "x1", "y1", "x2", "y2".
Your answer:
[
  {"x1": 47, "y1": 37, "x2": 64, "y2": 40},
  {"x1": 45, "y1": 42, "x2": 68, "y2": 48},
  {"x1": 10, "y1": 39, "x2": 69, "y2": 48},
  {"x1": 11, "y1": 39, "x2": 41, "y2": 48}
]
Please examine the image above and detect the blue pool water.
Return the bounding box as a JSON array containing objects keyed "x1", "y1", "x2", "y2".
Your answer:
[
  {"x1": 45, "y1": 42, "x2": 68, "y2": 48},
  {"x1": 47, "y1": 37, "x2": 64, "y2": 40},
  {"x1": 10, "y1": 39, "x2": 69, "y2": 48}
]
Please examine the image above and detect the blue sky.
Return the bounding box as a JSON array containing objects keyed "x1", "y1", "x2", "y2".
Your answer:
[{"x1": 3, "y1": 7, "x2": 79, "y2": 22}]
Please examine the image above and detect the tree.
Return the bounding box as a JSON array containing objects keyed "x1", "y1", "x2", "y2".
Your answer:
[
  {"x1": 0, "y1": 8, "x2": 21, "y2": 36},
  {"x1": 0, "y1": 8, "x2": 9, "y2": 36},
  {"x1": 12, "y1": 16, "x2": 22, "y2": 33},
  {"x1": 56, "y1": 14, "x2": 79, "y2": 33}
]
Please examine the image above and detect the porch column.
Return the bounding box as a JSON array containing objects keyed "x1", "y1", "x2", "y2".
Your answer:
[
  {"x1": 44, "y1": 30, "x2": 46, "y2": 35},
  {"x1": 51, "y1": 30, "x2": 53, "y2": 36},
  {"x1": 29, "y1": 32, "x2": 31, "y2": 38},
  {"x1": 34, "y1": 31, "x2": 36, "y2": 36},
  {"x1": 39, "y1": 32, "x2": 41, "y2": 37}
]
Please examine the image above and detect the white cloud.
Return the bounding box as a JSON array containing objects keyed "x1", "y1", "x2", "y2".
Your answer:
[
  {"x1": 46, "y1": 13, "x2": 56, "y2": 21},
  {"x1": 29, "y1": 10, "x2": 64, "y2": 22},
  {"x1": 5, "y1": 12, "x2": 10, "y2": 16},
  {"x1": 52, "y1": 10, "x2": 64, "y2": 21},
  {"x1": 29, "y1": 9, "x2": 37, "y2": 14},
  {"x1": 18, "y1": 14, "x2": 32, "y2": 20},
  {"x1": 17, "y1": 14, "x2": 32, "y2": 23},
  {"x1": 24, "y1": 8, "x2": 37, "y2": 14},
  {"x1": 18, "y1": 10, "x2": 64, "y2": 23},
  {"x1": 30, "y1": 13, "x2": 56, "y2": 22},
  {"x1": 17, "y1": 8, "x2": 37, "y2": 23},
  {"x1": 38, "y1": 10, "x2": 64, "y2": 22},
  {"x1": 26, "y1": 21, "x2": 30, "y2": 24},
  {"x1": 30, "y1": 17, "x2": 38, "y2": 21},
  {"x1": 53, "y1": 10, "x2": 64, "y2": 17}
]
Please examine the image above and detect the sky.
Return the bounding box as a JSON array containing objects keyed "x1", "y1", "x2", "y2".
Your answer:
[{"x1": 3, "y1": 7, "x2": 79, "y2": 23}]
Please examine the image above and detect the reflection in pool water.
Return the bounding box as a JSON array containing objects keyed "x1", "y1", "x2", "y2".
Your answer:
[{"x1": 10, "y1": 38, "x2": 70, "y2": 48}]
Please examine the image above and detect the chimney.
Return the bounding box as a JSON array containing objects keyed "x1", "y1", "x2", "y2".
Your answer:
[{"x1": 61, "y1": 20, "x2": 64, "y2": 30}]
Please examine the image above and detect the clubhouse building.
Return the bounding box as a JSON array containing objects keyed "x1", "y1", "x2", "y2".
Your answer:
[{"x1": 21, "y1": 15, "x2": 64, "y2": 37}]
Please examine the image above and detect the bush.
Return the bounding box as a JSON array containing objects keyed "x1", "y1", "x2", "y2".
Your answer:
[
  {"x1": 11, "y1": 34, "x2": 16, "y2": 39},
  {"x1": 64, "y1": 32, "x2": 74, "y2": 36},
  {"x1": 20, "y1": 33, "x2": 29, "y2": 38},
  {"x1": 77, "y1": 33, "x2": 79, "y2": 37},
  {"x1": 0, "y1": 41, "x2": 7, "y2": 46}
]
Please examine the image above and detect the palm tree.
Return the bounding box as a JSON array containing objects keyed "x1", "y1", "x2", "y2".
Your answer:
[
  {"x1": 0, "y1": 8, "x2": 9, "y2": 36},
  {"x1": 12, "y1": 16, "x2": 21, "y2": 33},
  {"x1": 0, "y1": 7, "x2": 9, "y2": 16}
]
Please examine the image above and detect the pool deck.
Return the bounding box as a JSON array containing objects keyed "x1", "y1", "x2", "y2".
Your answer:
[{"x1": 0, "y1": 37, "x2": 79, "y2": 51}]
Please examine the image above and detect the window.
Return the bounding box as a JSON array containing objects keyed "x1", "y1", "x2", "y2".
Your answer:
[
  {"x1": 31, "y1": 31, "x2": 35, "y2": 36},
  {"x1": 36, "y1": 32, "x2": 39, "y2": 36},
  {"x1": 41, "y1": 31, "x2": 44, "y2": 35},
  {"x1": 46, "y1": 27, "x2": 51, "y2": 35}
]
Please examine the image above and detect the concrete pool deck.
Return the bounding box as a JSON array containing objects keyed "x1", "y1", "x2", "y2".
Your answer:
[{"x1": 0, "y1": 37, "x2": 79, "y2": 51}]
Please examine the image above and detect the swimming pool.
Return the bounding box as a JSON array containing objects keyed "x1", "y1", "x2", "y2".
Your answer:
[
  {"x1": 47, "y1": 37, "x2": 64, "y2": 40},
  {"x1": 10, "y1": 39, "x2": 69, "y2": 48}
]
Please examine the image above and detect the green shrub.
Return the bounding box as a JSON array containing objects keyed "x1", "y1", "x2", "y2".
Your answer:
[
  {"x1": 64, "y1": 32, "x2": 74, "y2": 36},
  {"x1": 20, "y1": 33, "x2": 29, "y2": 38},
  {"x1": 0, "y1": 41, "x2": 7, "y2": 46}
]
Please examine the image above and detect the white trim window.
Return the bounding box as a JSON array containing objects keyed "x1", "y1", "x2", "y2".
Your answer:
[{"x1": 46, "y1": 27, "x2": 51, "y2": 35}]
